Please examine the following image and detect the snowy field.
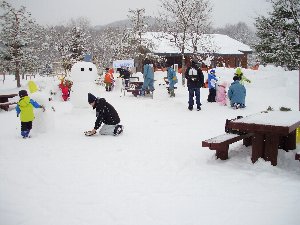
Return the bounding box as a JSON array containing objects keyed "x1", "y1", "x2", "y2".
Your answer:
[{"x1": 0, "y1": 65, "x2": 300, "y2": 225}]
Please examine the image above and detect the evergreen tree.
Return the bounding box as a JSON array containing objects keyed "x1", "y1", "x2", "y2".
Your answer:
[
  {"x1": 254, "y1": 0, "x2": 300, "y2": 70},
  {"x1": 0, "y1": 1, "x2": 37, "y2": 87},
  {"x1": 67, "y1": 26, "x2": 89, "y2": 63}
]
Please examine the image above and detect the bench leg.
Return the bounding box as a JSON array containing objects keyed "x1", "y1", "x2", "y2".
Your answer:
[
  {"x1": 252, "y1": 134, "x2": 265, "y2": 163},
  {"x1": 243, "y1": 136, "x2": 252, "y2": 147},
  {"x1": 285, "y1": 130, "x2": 296, "y2": 150},
  {"x1": 264, "y1": 134, "x2": 279, "y2": 166},
  {"x1": 279, "y1": 130, "x2": 296, "y2": 151},
  {"x1": 215, "y1": 145, "x2": 229, "y2": 160}
]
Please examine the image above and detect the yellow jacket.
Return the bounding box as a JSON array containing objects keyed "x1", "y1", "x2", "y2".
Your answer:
[{"x1": 16, "y1": 96, "x2": 41, "y2": 122}]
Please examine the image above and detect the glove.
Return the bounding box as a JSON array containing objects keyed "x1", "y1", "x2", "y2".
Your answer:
[
  {"x1": 84, "y1": 130, "x2": 96, "y2": 136},
  {"x1": 17, "y1": 114, "x2": 19, "y2": 117},
  {"x1": 40, "y1": 105, "x2": 46, "y2": 112}
]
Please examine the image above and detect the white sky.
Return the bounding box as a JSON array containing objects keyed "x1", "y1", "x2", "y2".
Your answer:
[{"x1": 6, "y1": 0, "x2": 272, "y2": 28}]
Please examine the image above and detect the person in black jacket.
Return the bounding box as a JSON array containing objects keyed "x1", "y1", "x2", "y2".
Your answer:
[
  {"x1": 84, "y1": 93, "x2": 123, "y2": 136},
  {"x1": 119, "y1": 67, "x2": 131, "y2": 88},
  {"x1": 185, "y1": 60, "x2": 204, "y2": 111}
]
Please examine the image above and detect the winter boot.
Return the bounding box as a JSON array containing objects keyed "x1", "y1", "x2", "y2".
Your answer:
[
  {"x1": 114, "y1": 125, "x2": 123, "y2": 136},
  {"x1": 197, "y1": 105, "x2": 201, "y2": 111},
  {"x1": 188, "y1": 105, "x2": 193, "y2": 111},
  {"x1": 21, "y1": 130, "x2": 30, "y2": 138},
  {"x1": 170, "y1": 89, "x2": 175, "y2": 97}
]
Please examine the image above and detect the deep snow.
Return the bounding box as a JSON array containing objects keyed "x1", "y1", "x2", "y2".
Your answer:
[{"x1": 0, "y1": 65, "x2": 300, "y2": 225}]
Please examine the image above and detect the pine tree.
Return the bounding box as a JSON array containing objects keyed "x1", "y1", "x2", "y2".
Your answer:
[
  {"x1": 255, "y1": 0, "x2": 300, "y2": 70},
  {"x1": 67, "y1": 26, "x2": 89, "y2": 63},
  {"x1": 0, "y1": 1, "x2": 37, "y2": 87}
]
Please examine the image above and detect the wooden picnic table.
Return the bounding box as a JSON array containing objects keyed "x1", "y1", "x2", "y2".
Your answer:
[
  {"x1": 226, "y1": 111, "x2": 300, "y2": 166},
  {"x1": 0, "y1": 93, "x2": 18, "y2": 111}
]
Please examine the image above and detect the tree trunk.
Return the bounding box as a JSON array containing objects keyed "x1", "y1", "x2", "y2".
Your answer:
[
  {"x1": 16, "y1": 60, "x2": 21, "y2": 88},
  {"x1": 136, "y1": 55, "x2": 143, "y2": 73},
  {"x1": 181, "y1": 54, "x2": 185, "y2": 86},
  {"x1": 181, "y1": 40, "x2": 186, "y2": 86}
]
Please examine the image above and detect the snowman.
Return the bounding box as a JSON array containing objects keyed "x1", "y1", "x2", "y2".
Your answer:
[{"x1": 70, "y1": 61, "x2": 98, "y2": 108}]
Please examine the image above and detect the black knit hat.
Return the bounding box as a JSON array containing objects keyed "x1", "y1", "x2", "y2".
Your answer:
[
  {"x1": 88, "y1": 93, "x2": 97, "y2": 104},
  {"x1": 233, "y1": 75, "x2": 240, "y2": 81},
  {"x1": 19, "y1": 90, "x2": 28, "y2": 98}
]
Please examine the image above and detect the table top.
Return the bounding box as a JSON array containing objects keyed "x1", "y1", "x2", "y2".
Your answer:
[{"x1": 227, "y1": 111, "x2": 300, "y2": 135}]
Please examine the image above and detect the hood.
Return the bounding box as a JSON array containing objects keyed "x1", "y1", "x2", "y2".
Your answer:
[
  {"x1": 235, "y1": 67, "x2": 243, "y2": 75},
  {"x1": 18, "y1": 96, "x2": 31, "y2": 107}
]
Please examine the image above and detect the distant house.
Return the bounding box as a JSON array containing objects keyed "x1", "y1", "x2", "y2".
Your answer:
[{"x1": 143, "y1": 32, "x2": 252, "y2": 69}]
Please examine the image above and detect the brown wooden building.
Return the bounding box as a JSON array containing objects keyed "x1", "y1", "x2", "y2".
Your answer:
[{"x1": 144, "y1": 32, "x2": 252, "y2": 69}]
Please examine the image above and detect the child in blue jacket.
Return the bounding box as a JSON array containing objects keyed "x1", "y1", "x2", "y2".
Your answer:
[
  {"x1": 207, "y1": 69, "x2": 218, "y2": 102},
  {"x1": 166, "y1": 63, "x2": 178, "y2": 97},
  {"x1": 228, "y1": 76, "x2": 246, "y2": 109}
]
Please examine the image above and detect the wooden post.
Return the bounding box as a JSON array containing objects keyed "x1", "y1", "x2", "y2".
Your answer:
[
  {"x1": 251, "y1": 134, "x2": 265, "y2": 163},
  {"x1": 243, "y1": 136, "x2": 252, "y2": 147},
  {"x1": 264, "y1": 134, "x2": 279, "y2": 166},
  {"x1": 215, "y1": 145, "x2": 229, "y2": 160},
  {"x1": 285, "y1": 130, "x2": 297, "y2": 150}
]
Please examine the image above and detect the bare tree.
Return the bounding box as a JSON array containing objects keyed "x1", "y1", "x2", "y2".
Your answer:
[
  {"x1": 214, "y1": 22, "x2": 257, "y2": 46},
  {"x1": 158, "y1": 0, "x2": 212, "y2": 85},
  {"x1": 127, "y1": 8, "x2": 153, "y2": 72}
]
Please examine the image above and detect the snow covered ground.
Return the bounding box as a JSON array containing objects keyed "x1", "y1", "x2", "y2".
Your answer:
[{"x1": 0, "y1": 65, "x2": 300, "y2": 225}]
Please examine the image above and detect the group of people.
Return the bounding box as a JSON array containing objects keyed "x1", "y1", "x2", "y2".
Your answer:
[
  {"x1": 16, "y1": 59, "x2": 250, "y2": 138},
  {"x1": 206, "y1": 66, "x2": 250, "y2": 109},
  {"x1": 184, "y1": 60, "x2": 249, "y2": 111}
]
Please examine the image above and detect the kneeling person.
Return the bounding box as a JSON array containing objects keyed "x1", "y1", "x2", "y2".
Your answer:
[{"x1": 85, "y1": 93, "x2": 123, "y2": 136}]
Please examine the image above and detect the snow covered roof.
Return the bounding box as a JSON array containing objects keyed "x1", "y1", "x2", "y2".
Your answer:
[{"x1": 143, "y1": 32, "x2": 252, "y2": 55}]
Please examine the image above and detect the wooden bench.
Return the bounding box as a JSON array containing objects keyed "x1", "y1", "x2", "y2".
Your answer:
[
  {"x1": 0, "y1": 94, "x2": 18, "y2": 111},
  {"x1": 0, "y1": 102, "x2": 17, "y2": 111},
  {"x1": 202, "y1": 133, "x2": 253, "y2": 160},
  {"x1": 126, "y1": 81, "x2": 144, "y2": 97},
  {"x1": 129, "y1": 76, "x2": 140, "y2": 81}
]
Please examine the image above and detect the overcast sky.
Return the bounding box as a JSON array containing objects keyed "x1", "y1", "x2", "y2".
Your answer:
[{"x1": 6, "y1": 0, "x2": 272, "y2": 28}]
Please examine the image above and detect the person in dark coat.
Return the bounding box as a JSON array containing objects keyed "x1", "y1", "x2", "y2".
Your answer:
[
  {"x1": 185, "y1": 60, "x2": 204, "y2": 111},
  {"x1": 84, "y1": 93, "x2": 123, "y2": 136},
  {"x1": 119, "y1": 67, "x2": 131, "y2": 88}
]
